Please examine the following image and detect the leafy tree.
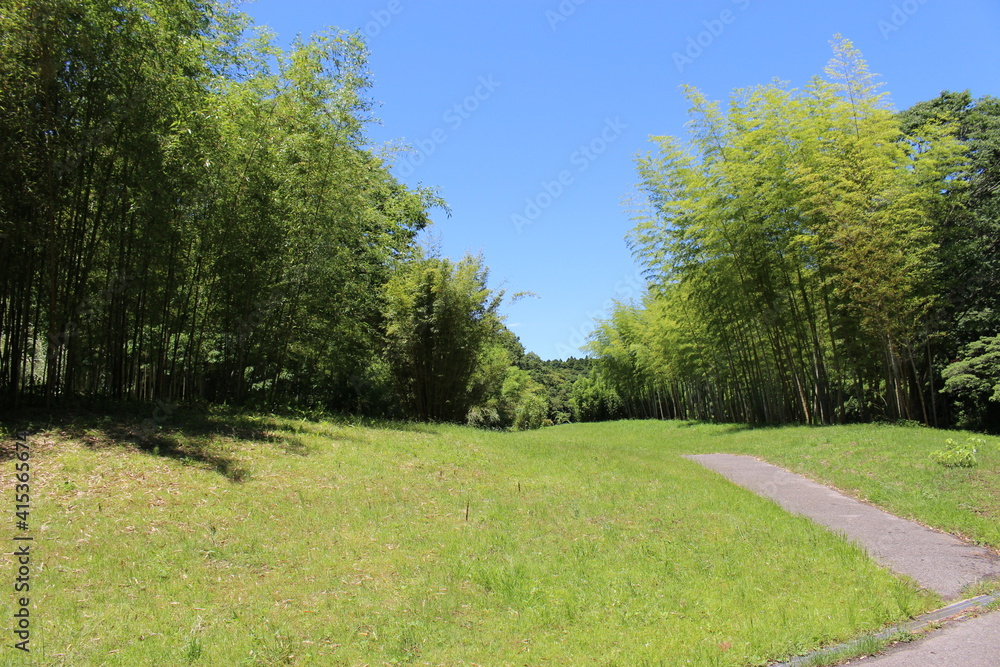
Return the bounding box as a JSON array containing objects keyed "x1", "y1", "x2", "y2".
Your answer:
[
  {"x1": 518, "y1": 354, "x2": 593, "y2": 423},
  {"x1": 569, "y1": 374, "x2": 623, "y2": 422},
  {"x1": 470, "y1": 365, "x2": 549, "y2": 430},
  {"x1": 898, "y1": 91, "x2": 1000, "y2": 427},
  {"x1": 383, "y1": 254, "x2": 508, "y2": 422},
  {"x1": 605, "y1": 36, "x2": 963, "y2": 426},
  {"x1": 0, "y1": 0, "x2": 442, "y2": 415},
  {"x1": 941, "y1": 335, "x2": 1000, "y2": 431},
  {"x1": 899, "y1": 92, "x2": 1000, "y2": 336}
]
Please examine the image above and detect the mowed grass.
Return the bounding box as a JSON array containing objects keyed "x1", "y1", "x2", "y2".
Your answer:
[{"x1": 5, "y1": 415, "x2": 983, "y2": 666}]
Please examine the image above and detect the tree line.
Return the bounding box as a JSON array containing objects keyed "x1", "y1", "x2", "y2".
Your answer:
[
  {"x1": 581, "y1": 37, "x2": 1000, "y2": 432},
  {"x1": 1, "y1": 0, "x2": 425, "y2": 411},
  {"x1": 0, "y1": 0, "x2": 592, "y2": 428},
  {"x1": 13, "y1": 12, "x2": 991, "y2": 432}
]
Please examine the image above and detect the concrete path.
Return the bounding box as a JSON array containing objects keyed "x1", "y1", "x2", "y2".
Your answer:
[
  {"x1": 684, "y1": 454, "x2": 1000, "y2": 599},
  {"x1": 772, "y1": 594, "x2": 1000, "y2": 666},
  {"x1": 853, "y1": 610, "x2": 1000, "y2": 666}
]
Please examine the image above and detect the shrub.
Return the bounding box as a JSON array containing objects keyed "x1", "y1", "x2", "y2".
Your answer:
[{"x1": 929, "y1": 437, "x2": 983, "y2": 468}]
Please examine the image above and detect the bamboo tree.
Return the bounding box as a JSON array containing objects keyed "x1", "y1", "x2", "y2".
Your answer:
[
  {"x1": 0, "y1": 0, "x2": 443, "y2": 413},
  {"x1": 609, "y1": 36, "x2": 963, "y2": 427},
  {"x1": 383, "y1": 254, "x2": 507, "y2": 422}
]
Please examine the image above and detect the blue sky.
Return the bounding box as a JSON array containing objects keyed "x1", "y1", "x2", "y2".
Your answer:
[{"x1": 242, "y1": 0, "x2": 1000, "y2": 360}]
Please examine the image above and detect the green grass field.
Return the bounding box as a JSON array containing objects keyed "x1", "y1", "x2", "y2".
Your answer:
[{"x1": 3, "y1": 413, "x2": 998, "y2": 666}]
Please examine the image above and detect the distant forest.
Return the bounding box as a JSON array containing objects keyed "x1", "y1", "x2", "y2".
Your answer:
[{"x1": 2, "y1": 4, "x2": 997, "y2": 432}]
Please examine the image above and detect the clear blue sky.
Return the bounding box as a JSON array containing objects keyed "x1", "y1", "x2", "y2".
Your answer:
[{"x1": 242, "y1": 0, "x2": 1000, "y2": 360}]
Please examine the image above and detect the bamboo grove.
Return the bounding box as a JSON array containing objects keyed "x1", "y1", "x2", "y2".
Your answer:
[
  {"x1": 586, "y1": 38, "x2": 1000, "y2": 429},
  {"x1": 0, "y1": 0, "x2": 444, "y2": 409}
]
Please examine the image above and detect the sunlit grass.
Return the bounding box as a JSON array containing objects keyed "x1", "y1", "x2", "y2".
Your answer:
[
  {"x1": 2, "y1": 415, "x2": 970, "y2": 665},
  {"x1": 648, "y1": 420, "x2": 1000, "y2": 549}
]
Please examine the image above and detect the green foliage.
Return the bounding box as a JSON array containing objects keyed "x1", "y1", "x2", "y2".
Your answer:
[
  {"x1": 501, "y1": 367, "x2": 549, "y2": 430},
  {"x1": 942, "y1": 337, "x2": 1000, "y2": 400},
  {"x1": 518, "y1": 353, "x2": 593, "y2": 422},
  {"x1": 0, "y1": 0, "x2": 440, "y2": 413},
  {"x1": 599, "y1": 36, "x2": 965, "y2": 427},
  {"x1": 929, "y1": 437, "x2": 982, "y2": 468},
  {"x1": 383, "y1": 254, "x2": 508, "y2": 423},
  {"x1": 382, "y1": 254, "x2": 558, "y2": 429},
  {"x1": 468, "y1": 365, "x2": 547, "y2": 431},
  {"x1": 899, "y1": 92, "x2": 1000, "y2": 333},
  {"x1": 941, "y1": 334, "x2": 1000, "y2": 430},
  {"x1": 466, "y1": 361, "x2": 551, "y2": 430},
  {"x1": 465, "y1": 344, "x2": 514, "y2": 429},
  {"x1": 570, "y1": 373, "x2": 623, "y2": 422},
  {"x1": 897, "y1": 91, "x2": 1000, "y2": 430}
]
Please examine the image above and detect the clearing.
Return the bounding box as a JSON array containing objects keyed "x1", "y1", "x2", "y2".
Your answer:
[{"x1": 2, "y1": 413, "x2": 998, "y2": 665}]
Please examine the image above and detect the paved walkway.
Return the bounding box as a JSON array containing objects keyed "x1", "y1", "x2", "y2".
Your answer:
[
  {"x1": 684, "y1": 454, "x2": 1000, "y2": 666},
  {"x1": 684, "y1": 454, "x2": 1000, "y2": 599},
  {"x1": 855, "y1": 610, "x2": 1000, "y2": 666}
]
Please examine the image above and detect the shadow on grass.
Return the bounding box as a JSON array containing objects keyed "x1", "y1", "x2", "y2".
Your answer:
[
  {"x1": 667, "y1": 419, "x2": 834, "y2": 435},
  {"x1": 133, "y1": 432, "x2": 251, "y2": 482},
  {"x1": 712, "y1": 422, "x2": 825, "y2": 434},
  {"x1": 0, "y1": 400, "x2": 361, "y2": 481},
  {"x1": 671, "y1": 419, "x2": 772, "y2": 433}
]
